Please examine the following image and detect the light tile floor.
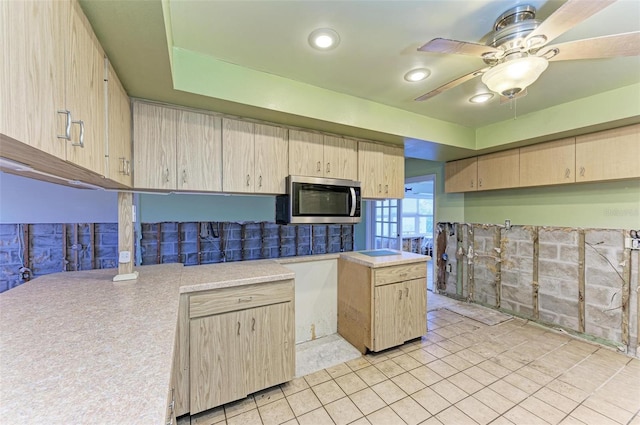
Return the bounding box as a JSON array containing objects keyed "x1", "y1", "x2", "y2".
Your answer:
[{"x1": 180, "y1": 293, "x2": 640, "y2": 425}]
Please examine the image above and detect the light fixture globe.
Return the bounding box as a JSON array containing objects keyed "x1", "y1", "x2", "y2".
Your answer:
[{"x1": 481, "y1": 55, "x2": 548, "y2": 97}]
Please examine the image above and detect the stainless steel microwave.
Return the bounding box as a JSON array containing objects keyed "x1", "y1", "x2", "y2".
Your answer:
[{"x1": 276, "y1": 175, "x2": 361, "y2": 224}]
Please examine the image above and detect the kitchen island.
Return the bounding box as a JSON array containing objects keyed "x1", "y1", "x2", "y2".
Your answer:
[
  {"x1": 338, "y1": 249, "x2": 431, "y2": 353},
  {"x1": 0, "y1": 260, "x2": 294, "y2": 424}
]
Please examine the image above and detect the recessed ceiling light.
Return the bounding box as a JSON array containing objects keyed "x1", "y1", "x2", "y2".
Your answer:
[
  {"x1": 469, "y1": 93, "x2": 494, "y2": 104},
  {"x1": 308, "y1": 28, "x2": 340, "y2": 50},
  {"x1": 404, "y1": 68, "x2": 430, "y2": 82}
]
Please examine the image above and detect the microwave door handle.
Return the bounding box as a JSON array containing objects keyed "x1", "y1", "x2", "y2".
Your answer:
[{"x1": 349, "y1": 187, "x2": 356, "y2": 216}]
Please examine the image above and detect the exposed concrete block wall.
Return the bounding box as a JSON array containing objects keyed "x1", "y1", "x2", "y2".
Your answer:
[
  {"x1": 1, "y1": 221, "x2": 353, "y2": 293},
  {"x1": 436, "y1": 222, "x2": 640, "y2": 355},
  {"x1": 538, "y1": 228, "x2": 580, "y2": 332}
]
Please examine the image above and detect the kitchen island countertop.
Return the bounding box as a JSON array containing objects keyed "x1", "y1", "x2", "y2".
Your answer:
[{"x1": 339, "y1": 249, "x2": 431, "y2": 268}]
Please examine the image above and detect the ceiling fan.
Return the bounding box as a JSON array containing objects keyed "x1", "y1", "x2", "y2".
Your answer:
[{"x1": 415, "y1": 0, "x2": 640, "y2": 102}]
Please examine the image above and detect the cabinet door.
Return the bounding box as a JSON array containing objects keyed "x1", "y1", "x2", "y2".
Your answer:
[
  {"x1": 477, "y1": 150, "x2": 519, "y2": 191},
  {"x1": 177, "y1": 111, "x2": 222, "y2": 191},
  {"x1": 383, "y1": 145, "x2": 405, "y2": 199},
  {"x1": 358, "y1": 141, "x2": 385, "y2": 198},
  {"x1": 324, "y1": 135, "x2": 358, "y2": 180},
  {"x1": 133, "y1": 102, "x2": 177, "y2": 190},
  {"x1": 222, "y1": 118, "x2": 255, "y2": 192},
  {"x1": 1, "y1": 0, "x2": 68, "y2": 160},
  {"x1": 190, "y1": 312, "x2": 245, "y2": 414},
  {"x1": 66, "y1": 0, "x2": 105, "y2": 175},
  {"x1": 106, "y1": 61, "x2": 132, "y2": 187},
  {"x1": 520, "y1": 138, "x2": 575, "y2": 187},
  {"x1": 244, "y1": 303, "x2": 294, "y2": 394},
  {"x1": 373, "y1": 283, "x2": 404, "y2": 351},
  {"x1": 255, "y1": 124, "x2": 288, "y2": 194},
  {"x1": 444, "y1": 157, "x2": 477, "y2": 193},
  {"x1": 289, "y1": 129, "x2": 324, "y2": 177},
  {"x1": 576, "y1": 124, "x2": 640, "y2": 182},
  {"x1": 403, "y1": 279, "x2": 427, "y2": 341}
]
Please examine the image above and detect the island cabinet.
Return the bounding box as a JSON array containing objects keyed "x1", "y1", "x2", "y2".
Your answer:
[
  {"x1": 289, "y1": 129, "x2": 358, "y2": 181},
  {"x1": 338, "y1": 256, "x2": 427, "y2": 353},
  {"x1": 133, "y1": 102, "x2": 223, "y2": 191},
  {"x1": 1, "y1": 0, "x2": 106, "y2": 176},
  {"x1": 519, "y1": 137, "x2": 576, "y2": 187},
  {"x1": 188, "y1": 280, "x2": 295, "y2": 414},
  {"x1": 223, "y1": 118, "x2": 288, "y2": 194},
  {"x1": 575, "y1": 124, "x2": 640, "y2": 182},
  {"x1": 358, "y1": 141, "x2": 405, "y2": 199}
]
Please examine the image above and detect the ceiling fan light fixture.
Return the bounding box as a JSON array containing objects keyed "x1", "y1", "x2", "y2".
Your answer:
[
  {"x1": 481, "y1": 55, "x2": 548, "y2": 97},
  {"x1": 404, "y1": 68, "x2": 430, "y2": 82},
  {"x1": 469, "y1": 93, "x2": 494, "y2": 104},
  {"x1": 308, "y1": 28, "x2": 340, "y2": 50}
]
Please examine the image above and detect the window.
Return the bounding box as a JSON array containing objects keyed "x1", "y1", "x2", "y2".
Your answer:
[{"x1": 401, "y1": 196, "x2": 433, "y2": 237}]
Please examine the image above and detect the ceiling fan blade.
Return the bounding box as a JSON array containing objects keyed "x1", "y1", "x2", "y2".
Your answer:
[
  {"x1": 415, "y1": 67, "x2": 488, "y2": 101},
  {"x1": 525, "y1": 0, "x2": 617, "y2": 47},
  {"x1": 541, "y1": 31, "x2": 640, "y2": 61},
  {"x1": 500, "y1": 88, "x2": 528, "y2": 104},
  {"x1": 418, "y1": 38, "x2": 500, "y2": 58}
]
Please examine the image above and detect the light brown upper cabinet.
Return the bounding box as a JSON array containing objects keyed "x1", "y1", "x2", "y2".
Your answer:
[
  {"x1": 177, "y1": 111, "x2": 222, "y2": 192},
  {"x1": 576, "y1": 124, "x2": 640, "y2": 182},
  {"x1": 520, "y1": 138, "x2": 575, "y2": 187},
  {"x1": 477, "y1": 150, "x2": 519, "y2": 191},
  {"x1": 223, "y1": 119, "x2": 288, "y2": 194},
  {"x1": 358, "y1": 141, "x2": 405, "y2": 199},
  {"x1": 134, "y1": 102, "x2": 223, "y2": 191},
  {"x1": 289, "y1": 130, "x2": 357, "y2": 180},
  {"x1": 1, "y1": 0, "x2": 105, "y2": 175},
  {"x1": 133, "y1": 102, "x2": 178, "y2": 190},
  {"x1": 105, "y1": 60, "x2": 132, "y2": 187},
  {"x1": 444, "y1": 157, "x2": 477, "y2": 193}
]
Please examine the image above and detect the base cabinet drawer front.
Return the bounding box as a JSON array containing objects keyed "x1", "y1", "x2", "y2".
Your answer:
[
  {"x1": 189, "y1": 302, "x2": 294, "y2": 414},
  {"x1": 374, "y1": 262, "x2": 426, "y2": 286},
  {"x1": 189, "y1": 280, "x2": 294, "y2": 318}
]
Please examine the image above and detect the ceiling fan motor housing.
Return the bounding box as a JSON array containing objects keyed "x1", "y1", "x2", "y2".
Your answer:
[{"x1": 485, "y1": 5, "x2": 541, "y2": 62}]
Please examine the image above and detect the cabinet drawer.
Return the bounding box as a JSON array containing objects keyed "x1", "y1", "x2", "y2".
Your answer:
[
  {"x1": 189, "y1": 280, "x2": 294, "y2": 318},
  {"x1": 374, "y1": 262, "x2": 426, "y2": 286}
]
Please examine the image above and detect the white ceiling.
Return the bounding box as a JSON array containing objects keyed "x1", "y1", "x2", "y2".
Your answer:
[{"x1": 79, "y1": 0, "x2": 640, "y2": 160}]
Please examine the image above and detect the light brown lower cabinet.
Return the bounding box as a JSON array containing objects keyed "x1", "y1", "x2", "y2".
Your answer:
[
  {"x1": 338, "y1": 259, "x2": 427, "y2": 353},
  {"x1": 187, "y1": 281, "x2": 295, "y2": 414}
]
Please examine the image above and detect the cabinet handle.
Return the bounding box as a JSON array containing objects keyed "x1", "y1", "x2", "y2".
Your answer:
[
  {"x1": 251, "y1": 317, "x2": 256, "y2": 332},
  {"x1": 478, "y1": 178, "x2": 483, "y2": 188},
  {"x1": 237, "y1": 321, "x2": 241, "y2": 336},
  {"x1": 326, "y1": 162, "x2": 330, "y2": 173},
  {"x1": 470, "y1": 180, "x2": 474, "y2": 188},
  {"x1": 405, "y1": 287, "x2": 409, "y2": 297},
  {"x1": 246, "y1": 174, "x2": 251, "y2": 186},
  {"x1": 385, "y1": 184, "x2": 389, "y2": 194},
  {"x1": 238, "y1": 296, "x2": 253, "y2": 303},
  {"x1": 317, "y1": 161, "x2": 321, "y2": 172},
  {"x1": 182, "y1": 169, "x2": 187, "y2": 184},
  {"x1": 164, "y1": 168, "x2": 170, "y2": 183},
  {"x1": 579, "y1": 166, "x2": 585, "y2": 177},
  {"x1": 565, "y1": 168, "x2": 571, "y2": 179},
  {"x1": 378, "y1": 184, "x2": 382, "y2": 193},
  {"x1": 399, "y1": 290, "x2": 403, "y2": 300},
  {"x1": 71, "y1": 119, "x2": 84, "y2": 147},
  {"x1": 57, "y1": 110, "x2": 71, "y2": 140},
  {"x1": 258, "y1": 175, "x2": 262, "y2": 188},
  {"x1": 399, "y1": 273, "x2": 408, "y2": 278},
  {"x1": 119, "y1": 157, "x2": 126, "y2": 175}
]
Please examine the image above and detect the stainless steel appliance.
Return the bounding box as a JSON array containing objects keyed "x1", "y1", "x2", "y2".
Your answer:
[{"x1": 276, "y1": 175, "x2": 361, "y2": 224}]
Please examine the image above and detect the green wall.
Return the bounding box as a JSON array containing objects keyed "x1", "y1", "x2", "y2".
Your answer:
[
  {"x1": 139, "y1": 193, "x2": 275, "y2": 223},
  {"x1": 464, "y1": 179, "x2": 640, "y2": 229}
]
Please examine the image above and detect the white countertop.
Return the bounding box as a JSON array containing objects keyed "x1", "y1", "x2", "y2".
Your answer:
[
  {"x1": 0, "y1": 259, "x2": 297, "y2": 424},
  {"x1": 340, "y1": 249, "x2": 431, "y2": 268}
]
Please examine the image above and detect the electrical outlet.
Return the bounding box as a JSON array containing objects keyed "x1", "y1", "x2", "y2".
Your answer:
[
  {"x1": 446, "y1": 263, "x2": 452, "y2": 273},
  {"x1": 118, "y1": 251, "x2": 131, "y2": 263},
  {"x1": 625, "y1": 237, "x2": 640, "y2": 250}
]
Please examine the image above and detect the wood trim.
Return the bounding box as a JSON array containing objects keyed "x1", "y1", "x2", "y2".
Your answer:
[
  {"x1": 532, "y1": 226, "x2": 539, "y2": 320},
  {"x1": 117, "y1": 192, "x2": 134, "y2": 276}
]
